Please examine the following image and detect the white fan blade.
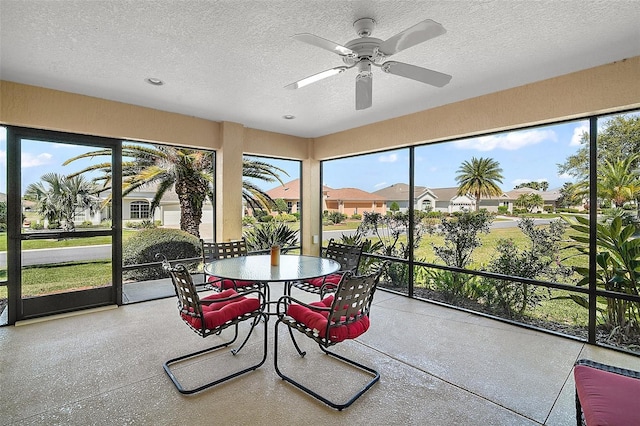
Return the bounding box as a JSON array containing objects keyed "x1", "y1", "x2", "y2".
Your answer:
[
  {"x1": 292, "y1": 33, "x2": 356, "y2": 56},
  {"x1": 355, "y1": 74, "x2": 372, "y2": 110},
  {"x1": 381, "y1": 61, "x2": 452, "y2": 87},
  {"x1": 378, "y1": 19, "x2": 446, "y2": 56},
  {"x1": 285, "y1": 66, "x2": 349, "y2": 89}
]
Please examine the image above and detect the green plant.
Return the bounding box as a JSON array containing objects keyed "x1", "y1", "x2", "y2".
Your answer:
[
  {"x1": 242, "y1": 215, "x2": 257, "y2": 226},
  {"x1": 326, "y1": 211, "x2": 346, "y2": 224},
  {"x1": 259, "y1": 215, "x2": 274, "y2": 222},
  {"x1": 426, "y1": 269, "x2": 482, "y2": 302},
  {"x1": 563, "y1": 216, "x2": 640, "y2": 340},
  {"x1": 350, "y1": 213, "x2": 362, "y2": 220},
  {"x1": 497, "y1": 205, "x2": 509, "y2": 214},
  {"x1": 122, "y1": 228, "x2": 201, "y2": 281},
  {"x1": 243, "y1": 221, "x2": 299, "y2": 251},
  {"x1": 29, "y1": 222, "x2": 44, "y2": 230},
  {"x1": 483, "y1": 218, "x2": 571, "y2": 316},
  {"x1": 339, "y1": 230, "x2": 384, "y2": 274}
]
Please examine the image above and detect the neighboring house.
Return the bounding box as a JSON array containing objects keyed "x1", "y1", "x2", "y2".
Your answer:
[
  {"x1": 264, "y1": 179, "x2": 387, "y2": 217},
  {"x1": 71, "y1": 185, "x2": 213, "y2": 227},
  {"x1": 323, "y1": 186, "x2": 387, "y2": 216},
  {"x1": 264, "y1": 179, "x2": 301, "y2": 214},
  {"x1": 504, "y1": 187, "x2": 564, "y2": 212},
  {"x1": 375, "y1": 183, "x2": 512, "y2": 213}
]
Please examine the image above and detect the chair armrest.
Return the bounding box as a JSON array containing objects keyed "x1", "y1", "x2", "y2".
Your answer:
[{"x1": 276, "y1": 295, "x2": 331, "y2": 316}]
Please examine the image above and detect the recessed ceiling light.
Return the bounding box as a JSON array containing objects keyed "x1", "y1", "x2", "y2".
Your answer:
[
  {"x1": 145, "y1": 77, "x2": 164, "y2": 86},
  {"x1": 283, "y1": 115, "x2": 295, "y2": 120}
]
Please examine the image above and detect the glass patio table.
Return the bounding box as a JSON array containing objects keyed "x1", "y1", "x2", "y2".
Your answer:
[{"x1": 203, "y1": 254, "x2": 341, "y2": 308}]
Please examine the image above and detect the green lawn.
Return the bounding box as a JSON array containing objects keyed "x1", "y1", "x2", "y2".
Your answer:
[{"x1": 0, "y1": 230, "x2": 138, "y2": 251}]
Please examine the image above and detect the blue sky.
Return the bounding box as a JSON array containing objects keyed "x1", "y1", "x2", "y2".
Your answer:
[{"x1": 0, "y1": 115, "x2": 629, "y2": 195}]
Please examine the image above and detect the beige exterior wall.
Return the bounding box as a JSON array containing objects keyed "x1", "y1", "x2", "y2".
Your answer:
[
  {"x1": 1, "y1": 56, "x2": 639, "y2": 253},
  {"x1": 313, "y1": 56, "x2": 640, "y2": 160}
]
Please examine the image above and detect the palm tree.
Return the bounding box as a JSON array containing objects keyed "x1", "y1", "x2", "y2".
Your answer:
[
  {"x1": 455, "y1": 157, "x2": 504, "y2": 211},
  {"x1": 598, "y1": 154, "x2": 640, "y2": 208},
  {"x1": 24, "y1": 173, "x2": 100, "y2": 231},
  {"x1": 570, "y1": 153, "x2": 640, "y2": 209},
  {"x1": 64, "y1": 144, "x2": 287, "y2": 238}
]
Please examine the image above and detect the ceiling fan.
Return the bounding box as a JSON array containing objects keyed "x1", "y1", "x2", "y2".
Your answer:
[{"x1": 285, "y1": 17, "x2": 452, "y2": 110}]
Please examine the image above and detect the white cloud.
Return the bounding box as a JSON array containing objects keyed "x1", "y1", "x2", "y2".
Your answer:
[
  {"x1": 22, "y1": 152, "x2": 53, "y2": 168},
  {"x1": 570, "y1": 124, "x2": 589, "y2": 146},
  {"x1": 374, "y1": 181, "x2": 387, "y2": 188},
  {"x1": 379, "y1": 153, "x2": 398, "y2": 163},
  {"x1": 453, "y1": 129, "x2": 557, "y2": 151},
  {"x1": 558, "y1": 172, "x2": 574, "y2": 180}
]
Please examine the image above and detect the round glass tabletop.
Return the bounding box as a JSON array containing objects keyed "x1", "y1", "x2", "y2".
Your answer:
[{"x1": 203, "y1": 254, "x2": 341, "y2": 282}]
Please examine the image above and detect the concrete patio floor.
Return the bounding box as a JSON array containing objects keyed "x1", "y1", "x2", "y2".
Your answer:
[{"x1": 1, "y1": 282, "x2": 638, "y2": 425}]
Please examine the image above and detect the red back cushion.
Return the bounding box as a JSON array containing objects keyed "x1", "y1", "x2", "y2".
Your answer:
[
  {"x1": 181, "y1": 289, "x2": 260, "y2": 329},
  {"x1": 305, "y1": 273, "x2": 343, "y2": 288},
  {"x1": 207, "y1": 275, "x2": 257, "y2": 289},
  {"x1": 286, "y1": 295, "x2": 370, "y2": 342},
  {"x1": 574, "y1": 364, "x2": 640, "y2": 426}
]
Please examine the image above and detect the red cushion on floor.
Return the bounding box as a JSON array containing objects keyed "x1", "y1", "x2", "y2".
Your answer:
[
  {"x1": 286, "y1": 295, "x2": 370, "y2": 342},
  {"x1": 574, "y1": 364, "x2": 640, "y2": 426},
  {"x1": 207, "y1": 275, "x2": 257, "y2": 289},
  {"x1": 304, "y1": 273, "x2": 342, "y2": 288},
  {"x1": 181, "y1": 289, "x2": 260, "y2": 329}
]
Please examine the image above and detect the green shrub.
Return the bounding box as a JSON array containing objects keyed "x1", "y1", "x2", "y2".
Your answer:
[
  {"x1": 243, "y1": 221, "x2": 299, "y2": 251},
  {"x1": 259, "y1": 215, "x2": 274, "y2": 222},
  {"x1": 78, "y1": 220, "x2": 93, "y2": 228},
  {"x1": 277, "y1": 213, "x2": 297, "y2": 222},
  {"x1": 543, "y1": 205, "x2": 555, "y2": 213},
  {"x1": 350, "y1": 213, "x2": 362, "y2": 220},
  {"x1": 30, "y1": 222, "x2": 44, "y2": 230},
  {"x1": 291, "y1": 212, "x2": 300, "y2": 220},
  {"x1": 122, "y1": 228, "x2": 201, "y2": 281},
  {"x1": 242, "y1": 216, "x2": 257, "y2": 226},
  {"x1": 497, "y1": 206, "x2": 509, "y2": 215},
  {"x1": 327, "y1": 211, "x2": 347, "y2": 224}
]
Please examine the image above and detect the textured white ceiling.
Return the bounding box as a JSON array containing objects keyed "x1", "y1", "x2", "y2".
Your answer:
[{"x1": 1, "y1": 0, "x2": 639, "y2": 138}]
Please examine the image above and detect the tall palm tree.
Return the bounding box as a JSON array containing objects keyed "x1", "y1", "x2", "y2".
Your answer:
[
  {"x1": 455, "y1": 157, "x2": 504, "y2": 211},
  {"x1": 24, "y1": 173, "x2": 100, "y2": 231},
  {"x1": 64, "y1": 144, "x2": 287, "y2": 238}
]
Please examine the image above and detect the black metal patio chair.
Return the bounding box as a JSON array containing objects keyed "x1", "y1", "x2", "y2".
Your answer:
[
  {"x1": 573, "y1": 359, "x2": 640, "y2": 426},
  {"x1": 201, "y1": 238, "x2": 269, "y2": 300},
  {"x1": 161, "y1": 258, "x2": 268, "y2": 395},
  {"x1": 274, "y1": 262, "x2": 388, "y2": 410},
  {"x1": 287, "y1": 238, "x2": 363, "y2": 298}
]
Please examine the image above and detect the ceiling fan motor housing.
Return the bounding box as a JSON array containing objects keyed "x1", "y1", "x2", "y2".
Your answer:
[{"x1": 342, "y1": 38, "x2": 385, "y2": 66}]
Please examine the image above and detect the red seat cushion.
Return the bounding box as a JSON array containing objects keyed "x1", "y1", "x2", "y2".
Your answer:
[
  {"x1": 304, "y1": 273, "x2": 343, "y2": 288},
  {"x1": 181, "y1": 289, "x2": 260, "y2": 330},
  {"x1": 286, "y1": 295, "x2": 370, "y2": 342},
  {"x1": 574, "y1": 364, "x2": 640, "y2": 426},
  {"x1": 207, "y1": 275, "x2": 258, "y2": 289}
]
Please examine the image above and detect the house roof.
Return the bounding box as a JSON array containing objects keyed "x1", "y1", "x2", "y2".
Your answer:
[
  {"x1": 266, "y1": 179, "x2": 385, "y2": 202},
  {"x1": 2, "y1": 2, "x2": 637, "y2": 138},
  {"x1": 504, "y1": 187, "x2": 562, "y2": 202},
  {"x1": 325, "y1": 187, "x2": 386, "y2": 202},
  {"x1": 265, "y1": 179, "x2": 301, "y2": 199},
  {"x1": 372, "y1": 183, "x2": 427, "y2": 200}
]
